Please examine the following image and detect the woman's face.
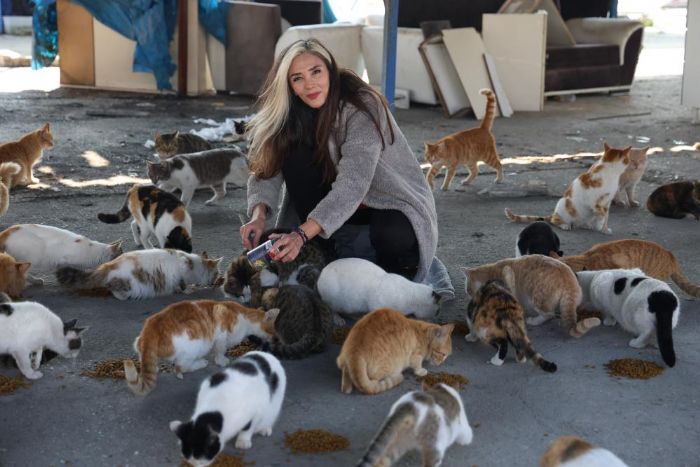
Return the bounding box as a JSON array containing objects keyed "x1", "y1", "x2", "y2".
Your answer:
[{"x1": 288, "y1": 52, "x2": 330, "y2": 109}]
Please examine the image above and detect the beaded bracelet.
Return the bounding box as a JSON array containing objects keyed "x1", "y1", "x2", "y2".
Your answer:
[{"x1": 293, "y1": 227, "x2": 308, "y2": 246}]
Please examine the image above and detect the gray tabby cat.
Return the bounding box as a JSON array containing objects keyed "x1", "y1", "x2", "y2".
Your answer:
[
  {"x1": 154, "y1": 131, "x2": 212, "y2": 160},
  {"x1": 147, "y1": 148, "x2": 249, "y2": 207}
]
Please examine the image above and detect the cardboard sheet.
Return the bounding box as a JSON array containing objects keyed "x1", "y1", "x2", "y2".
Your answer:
[{"x1": 418, "y1": 36, "x2": 470, "y2": 118}]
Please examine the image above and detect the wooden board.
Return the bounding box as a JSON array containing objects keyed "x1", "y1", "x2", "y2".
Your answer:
[
  {"x1": 683, "y1": 0, "x2": 700, "y2": 108},
  {"x1": 418, "y1": 36, "x2": 470, "y2": 118},
  {"x1": 484, "y1": 52, "x2": 513, "y2": 117},
  {"x1": 57, "y1": 0, "x2": 94, "y2": 86}
]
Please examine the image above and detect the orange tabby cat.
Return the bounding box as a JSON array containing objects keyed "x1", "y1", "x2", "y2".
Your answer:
[
  {"x1": 0, "y1": 162, "x2": 20, "y2": 216},
  {"x1": 336, "y1": 308, "x2": 454, "y2": 395},
  {"x1": 0, "y1": 252, "x2": 31, "y2": 299},
  {"x1": 0, "y1": 123, "x2": 53, "y2": 187},
  {"x1": 425, "y1": 89, "x2": 503, "y2": 190},
  {"x1": 550, "y1": 239, "x2": 700, "y2": 298}
]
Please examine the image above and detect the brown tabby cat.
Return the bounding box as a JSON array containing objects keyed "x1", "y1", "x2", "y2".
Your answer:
[
  {"x1": 123, "y1": 300, "x2": 276, "y2": 395},
  {"x1": 0, "y1": 162, "x2": 20, "y2": 216},
  {"x1": 463, "y1": 255, "x2": 599, "y2": 338},
  {"x1": 646, "y1": 180, "x2": 700, "y2": 220},
  {"x1": 550, "y1": 239, "x2": 700, "y2": 298},
  {"x1": 0, "y1": 252, "x2": 30, "y2": 299},
  {"x1": 425, "y1": 89, "x2": 503, "y2": 190},
  {"x1": 336, "y1": 307, "x2": 455, "y2": 395},
  {"x1": 154, "y1": 131, "x2": 212, "y2": 160},
  {"x1": 466, "y1": 280, "x2": 557, "y2": 372},
  {"x1": 614, "y1": 146, "x2": 649, "y2": 207},
  {"x1": 0, "y1": 123, "x2": 53, "y2": 187}
]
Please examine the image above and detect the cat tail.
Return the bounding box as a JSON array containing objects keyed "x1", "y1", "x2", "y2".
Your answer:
[
  {"x1": 0, "y1": 162, "x2": 20, "y2": 216},
  {"x1": 560, "y1": 293, "x2": 600, "y2": 338},
  {"x1": 97, "y1": 192, "x2": 131, "y2": 223},
  {"x1": 357, "y1": 402, "x2": 417, "y2": 467},
  {"x1": 479, "y1": 89, "x2": 497, "y2": 130},
  {"x1": 56, "y1": 266, "x2": 103, "y2": 288},
  {"x1": 123, "y1": 337, "x2": 159, "y2": 395},
  {"x1": 266, "y1": 333, "x2": 324, "y2": 360},
  {"x1": 350, "y1": 358, "x2": 396, "y2": 395},
  {"x1": 503, "y1": 320, "x2": 557, "y2": 373},
  {"x1": 504, "y1": 208, "x2": 551, "y2": 224},
  {"x1": 649, "y1": 290, "x2": 678, "y2": 367},
  {"x1": 670, "y1": 270, "x2": 700, "y2": 298}
]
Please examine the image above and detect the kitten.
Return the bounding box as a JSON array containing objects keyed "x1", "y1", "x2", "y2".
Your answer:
[
  {"x1": 337, "y1": 308, "x2": 455, "y2": 395},
  {"x1": 0, "y1": 252, "x2": 31, "y2": 299},
  {"x1": 317, "y1": 258, "x2": 441, "y2": 319},
  {"x1": 234, "y1": 119, "x2": 248, "y2": 138},
  {"x1": 98, "y1": 184, "x2": 193, "y2": 253},
  {"x1": 506, "y1": 144, "x2": 631, "y2": 234},
  {"x1": 0, "y1": 224, "x2": 122, "y2": 285},
  {"x1": 613, "y1": 146, "x2": 649, "y2": 207},
  {"x1": 577, "y1": 268, "x2": 680, "y2": 366},
  {"x1": 170, "y1": 351, "x2": 286, "y2": 465},
  {"x1": 0, "y1": 162, "x2": 21, "y2": 216},
  {"x1": 515, "y1": 221, "x2": 563, "y2": 257},
  {"x1": 0, "y1": 301, "x2": 86, "y2": 379},
  {"x1": 541, "y1": 435, "x2": 630, "y2": 467},
  {"x1": 0, "y1": 123, "x2": 53, "y2": 187},
  {"x1": 257, "y1": 284, "x2": 333, "y2": 359},
  {"x1": 56, "y1": 249, "x2": 222, "y2": 300},
  {"x1": 154, "y1": 131, "x2": 212, "y2": 160},
  {"x1": 465, "y1": 280, "x2": 557, "y2": 372},
  {"x1": 147, "y1": 148, "x2": 249, "y2": 207},
  {"x1": 357, "y1": 383, "x2": 473, "y2": 467},
  {"x1": 463, "y1": 255, "x2": 599, "y2": 338},
  {"x1": 124, "y1": 300, "x2": 277, "y2": 395},
  {"x1": 425, "y1": 89, "x2": 503, "y2": 190},
  {"x1": 646, "y1": 180, "x2": 700, "y2": 220},
  {"x1": 551, "y1": 239, "x2": 700, "y2": 298}
]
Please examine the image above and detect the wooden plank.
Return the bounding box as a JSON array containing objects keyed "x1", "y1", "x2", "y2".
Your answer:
[
  {"x1": 57, "y1": 0, "x2": 94, "y2": 86},
  {"x1": 418, "y1": 36, "x2": 470, "y2": 118},
  {"x1": 484, "y1": 52, "x2": 513, "y2": 117},
  {"x1": 683, "y1": 0, "x2": 700, "y2": 108}
]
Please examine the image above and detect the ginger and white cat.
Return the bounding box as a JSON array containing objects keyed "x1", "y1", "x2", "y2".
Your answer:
[
  {"x1": 614, "y1": 146, "x2": 648, "y2": 207},
  {"x1": 541, "y1": 435, "x2": 629, "y2": 467},
  {"x1": 98, "y1": 184, "x2": 192, "y2": 252},
  {"x1": 0, "y1": 123, "x2": 53, "y2": 187},
  {"x1": 124, "y1": 300, "x2": 277, "y2": 395},
  {"x1": 506, "y1": 144, "x2": 631, "y2": 234},
  {"x1": 0, "y1": 301, "x2": 86, "y2": 379},
  {"x1": 170, "y1": 351, "x2": 286, "y2": 466},
  {"x1": 0, "y1": 252, "x2": 30, "y2": 299},
  {"x1": 0, "y1": 224, "x2": 122, "y2": 284},
  {"x1": 358, "y1": 383, "x2": 473, "y2": 467},
  {"x1": 0, "y1": 162, "x2": 20, "y2": 216},
  {"x1": 425, "y1": 88, "x2": 503, "y2": 189},
  {"x1": 337, "y1": 308, "x2": 454, "y2": 395},
  {"x1": 463, "y1": 255, "x2": 599, "y2": 338},
  {"x1": 577, "y1": 268, "x2": 680, "y2": 366},
  {"x1": 56, "y1": 249, "x2": 221, "y2": 300},
  {"x1": 317, "y1": 258, "x2": 440, "y2": 319}
]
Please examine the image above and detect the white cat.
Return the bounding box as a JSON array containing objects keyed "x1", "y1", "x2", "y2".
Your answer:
[
  {"x1": 56, "y1": 249, "x2": 222, "y2": 300},
  {"x1": 317, "y1": 258, "x2": 440, "y2": 319},
  {"x1": 0, "y1": 224, "x2": 122, "y2": 285},
  {"x1": 0, "y1": 300, "x2": 86, "y2": 379},
  {"x1": 541, "y1": 435, "x2": 629, "y2": 467},
  {"x1": 358, "y1": 383, "x2": 473, "y2": 467},
  {"x1": 170, "y1": 351, "x2": 286, "y2": 467},
  {"x1": 577, "y1": 268, "x2": 680, "y2": 366}
]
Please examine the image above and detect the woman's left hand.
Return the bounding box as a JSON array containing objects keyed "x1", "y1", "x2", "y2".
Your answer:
[{"x1": 268, "y1": 231, "x2": 304, "y2": 263}]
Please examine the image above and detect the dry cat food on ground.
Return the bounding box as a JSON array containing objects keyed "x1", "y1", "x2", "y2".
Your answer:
[
  {"x1": 81, "y1": 358, "x2": 173, "y2": 379},
  {"x1": 452, "y1": 321, "x2": 471, "y2": 336},
  {"x1": 577, "y1": 309, "x2": 603, "y2": 322},
  {"x1": 419, "y1": 372, "x2": 470, "y2": 390},
  {"x1": 605, "y1": 358, "x2": 664, "y2": 379},
  {"x1": 77, "y1": 287, "x2": 113, "y2": 298},
  {"x1": 284, "y1": 429, "x2": 349, "y2": 454},
  {"x1": 226, "y1": 339, "x2": 260, "y2": 358},
  {"x1": 332, "y1": 326, "x2": 352, "y2": 345},
  {"x1": 181, "y1": 454, "x2": 253, "y2": 467},
  {"x1": 0, "y1": 374, "x2": 30, "y2": 395}
]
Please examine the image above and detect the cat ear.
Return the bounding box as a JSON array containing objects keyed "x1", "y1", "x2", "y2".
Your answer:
[
  {"x1": 201, "y1": 251, "x2": 209, "y2": 259},
  {"x1": 63, "y1": 319, "x2": 78, "y2": 333},
  {"x1": 459, "y1": 267, "x2": 471, "y2": 277},
  {"x1": 557, "y1": 250, "x2": 564, "y2": 257},
  {"x1": 155, "y1": 132, "x2": 161, "y2": 139},
  {"x1": 109, "y1": 239, "x2": 123, "y2": 251},
  {"x1": 603, "y1": 142, "x2": 611, "y2": 151},
  {"x1": 265, "y1": 308, "x2": 280, "y2": 322},
  {"x1": 548, "y1": 251, "x2": 562, "y2": 259},
  {"x1": 174, "y1": 131, "x2": 180, "y2": 138},
  {"x1": 213, "y1": 257, "x2": 224, "y2": 265},
  {"x1": 212, "y1": 275, "x2": 225, "y2": 288},
  {"x1": 42, "y1": 123, "x2": 50, "y2": 132},
  {"x1": 169, "y1": 420, "x2": 182, "y2": 433},
  {"x1": 433, "y1": 323, "x2": 454, "y2": 339},
  {"x1": 16, "y1": 262, "x2": 31, "y2": 274}
]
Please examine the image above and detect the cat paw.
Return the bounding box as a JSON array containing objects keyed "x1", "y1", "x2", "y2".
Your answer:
[
  {"x1": 628, "y1": 337, "x2": 647, "y2": 349},
  {"x1": 516, "y1": 355, "x2": 527, "y2": 364},
  {"x1": 414, "y1": 368, "x2": 428, "y2": 377},
  {"x1": 630, "y1": 200, "x2": 640, "y2": 207},
  {"x1": 175, "y1": 371, "x2": 184, "y2": 379},
  {"x1": 25, "y1": 370, "x2": 43, "y2": 380},
  {"x1": 215, "y1": 356, "x2": 230, "y2": 367},
  {"x1": 489, "y1": 356, "x2": 504, "y2": 367},
  {"x1": 464, "y1": 333, "x2": 479, "y2": 343},
  {"x1": 601, "y1": 228, "x2": 612, "y2": 235},
  {"x1": 204, "y1": 199, "x2": 219, "y2": 206},
  {"x1": 258, "y1": 428, "x2": 272, "y2": 437},
  {"x1": 235, "y1": 437, "x2": 252, "y2": 450},
  {"x1": 332, "y1": 313, "x2": 347, "y2": 327},
  {"x1": 603, "y1": 317, "x2": 617, "y2": 326}
]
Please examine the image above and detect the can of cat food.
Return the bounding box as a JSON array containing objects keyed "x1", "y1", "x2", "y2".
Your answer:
[{"x1": 246, "y1": 239, "x2": 277, "y2": 270}]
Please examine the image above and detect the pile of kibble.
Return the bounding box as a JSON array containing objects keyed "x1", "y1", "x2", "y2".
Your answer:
[
  {"x1": 419, "y1": 371, "x2": 470, "y2": 390},
  {"x1": 604, "y1": 358, "x2": 664, "y2": 379},
  {"x1": 181, "y1": 454, "x2": 252, "y2": 467},
  {"x1": 284, "y1": 429, "x2": 349, "y2": 454},
  {"x1": 577, "y1": 309, "x2": 603, "y2": 322},
  {"x1": 81, "y1": 358, "x2": 173, "y2": 379},
  {"x1": 226, "y1": 340, "x2": 260, "y2": 358},
  {"x1": 0, "y1": 374, "x2": 30, "y2": 395}
]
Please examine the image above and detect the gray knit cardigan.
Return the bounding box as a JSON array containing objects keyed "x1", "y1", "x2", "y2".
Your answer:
[{"x1": 246, "y1": 94, "x2": 438, "y2": 282}]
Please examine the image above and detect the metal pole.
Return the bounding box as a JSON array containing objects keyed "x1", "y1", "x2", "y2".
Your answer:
[{"x1": 381, "y1": 0, "x2": 399, "y2": 113}]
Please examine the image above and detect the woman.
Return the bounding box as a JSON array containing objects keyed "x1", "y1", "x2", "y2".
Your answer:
[{"x1": 240, "y1": 38, "x2": 451, "y2": 292}]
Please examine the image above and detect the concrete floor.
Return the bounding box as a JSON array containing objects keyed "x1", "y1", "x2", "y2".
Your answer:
[{"x1": 0, "y1": 76, "x2": 699, "y2": 467}]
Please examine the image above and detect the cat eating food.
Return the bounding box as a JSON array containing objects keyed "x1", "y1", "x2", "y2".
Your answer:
[
  {"x1": 515, "y1": 221, "x2": 563, "y2": 257},
  {"x1": 154, "y1": 131, "x2": 212, "y2": 160},
  {"x1": 0, "y1": 123, "x2": 53, "y2": 187},
  {"x1": 646, "y1": 180, "x2": 700, "y2": 220},
  {"x1": 613, "y1": 146, "x2": 649, "y2": 207},
  {"x1": 0, "y1": 252, "x2": 30, "y2": 299}
]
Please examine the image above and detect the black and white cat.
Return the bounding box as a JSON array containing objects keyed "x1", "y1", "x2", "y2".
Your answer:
[
  {"x1": 0, "y1": 300, "x2": 86, "y2": 379},
  {"x1": 170, "y1": 351, "x2": 286, "y2": 466},
  {"x1": 576, "y1": 268, "x2": 680, "y2": 366},
  {"x1": 515, "y1": 221, "x2": 562, "y2": 257},
  {"x1": 147, "y1": 148, "x2": 249, "y2": 207}
]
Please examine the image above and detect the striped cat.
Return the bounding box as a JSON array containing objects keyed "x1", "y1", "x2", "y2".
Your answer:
[
  {"x1": 646, "y1": 180, "x2": 700, "y2": 220},
  {"x1": 154, "y1": 131, "x2": 212, "y2": 160}
]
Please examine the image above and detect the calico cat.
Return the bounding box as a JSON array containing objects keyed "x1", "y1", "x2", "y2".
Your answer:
[
  {"x1": 0, "y1": 301, "x2": 86, "y2": 379},
  {"x1": 317, "y1": 258, "x2": 440, "y2": 319},
  {"x1": 577, "y1": 268, "x2": 680, "y2": 366},
  {"x1": 154, "y1": 131, "x2": 212, "y2": 160},
  {"x1": 515, "y1": 221, "x2": 563, "y2": 257},
  {"x1": 551, "y1": 239, "x2": 700, "y2": 298},
  {"x1": 506, "y1": 144, "x2": 631, "y2": 234},
  {"x1": 98, "y1": 184, "x2": 192, "y2": 253},
  {"x1": 0, "y1": 224, "x2": 122, "y2": 284},
  {"x1": 124, "y1": 300, "x2": 277, "y2": 395},
  {"x1": 357, "y1": 383, "x2": 473, "y2": 467},
  {"x1": 56, "y1": 249, "x2": 221, "y2": 300},
  {"x1": 147, "y1": 148, "x2": 249, "y2": 207},
  {"x1": 256, "y1": 284, "x2": 333, "y2": 359},
  {"x1": 0, "y1": 252, "x2": 30, "y2": 299},
  {"x1": 170, "y1": 351, "x2": 286, "y2": 465},
  {"x1": 0, "y1": 162, "x2": 21, "y2": 216},
  {"x1": 337, "y1": 308, "x2": 455, "y2": 395},
  {"x1": 0, "y1": 123, "x2": 53, "y2": 187},
  {"x1": 463, "y1": 255, "x2": 599, "y2": 338},
  {"x1": 541, "y1": 435, "x2": 629, "y2": 467},
  {"x1": 425, "y1": 89, "x2": 503, "y2": 190},
  {"x1": 466, "y1": 280, "x2": 557, "y2": 372},
  {"x1": 646, "y1": 180, "x2": 700, "y2": 220},
  {"x1": 613, "y1": 146, "x2": 649, "y2": 207}
]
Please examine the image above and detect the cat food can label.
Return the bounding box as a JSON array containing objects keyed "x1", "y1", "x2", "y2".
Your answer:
[{"x1": 246, "y1": 239, "x2": 276, "y2": 270}]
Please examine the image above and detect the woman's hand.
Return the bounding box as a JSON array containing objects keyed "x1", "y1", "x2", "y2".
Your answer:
[
  {"x1": 268, "y1": 231, "x2": 305, "y2": 263},
  {"x1": 240, "y1": 204, "x2": 268, "y2": 249}
]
